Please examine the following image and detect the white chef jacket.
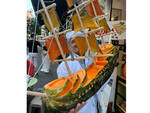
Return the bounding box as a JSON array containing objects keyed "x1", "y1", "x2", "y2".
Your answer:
[{"x1": 57, "y1": 54, "x2": 112, "y2": 113}]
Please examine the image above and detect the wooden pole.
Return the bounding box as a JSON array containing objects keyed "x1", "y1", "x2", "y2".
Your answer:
[
  {"x1": 98, "y1": 32, "x2": 114, "y2": 37},
  {"x1": 90, "y1": 0, "x2": 105, "y2": 45},
  {"x1": 93, "y1": 13, "x2": 109, "y2": 20},
  {"x1": 88, "y1": 27, "x2": 103, "y2": 33},
  {"x1": 36, "y1": 3, "x2": 56, "y2": 14},
  {"x1": 74, "y1": 4, "x2": 98, "y2": 69},
  {"x1": 54, "y1": 54, "x2": 113, "y2": 62},
  {"x1": 74, "y1": 4, "x2": 91, "y2": 53},
  {"x1": 91, "y1": 0, "x2": 98, "y2": 18},
  {"x1": 27, "y1": 91, "x2": 47, "y2": 98},
  {"x1": 71, "y1": 27, "x2": 104, "y2": 39},
  {"x1": 67, "y1": 0, "x2": 90, "y2": 14},
  {"x1": 40, "y1": 0, "x2": 72, "y2": 76},
  {"x1": 44, "y1": 29, "x2": 72, "y2": 40}
]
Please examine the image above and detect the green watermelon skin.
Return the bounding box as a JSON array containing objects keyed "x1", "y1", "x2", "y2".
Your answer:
[{"x1": 42, "y1": 47, "x2": 118, "y2": 113}]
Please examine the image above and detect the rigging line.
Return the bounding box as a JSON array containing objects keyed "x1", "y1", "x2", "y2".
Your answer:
[
  {"x1": 60, "y1": 11, "x2": 73, "y2": 31},
  {"x1": 65, "y1": 13, "x2": 73, "y2": 30},
  {"x1": 33, "y1": 37, "x2": 54, "y2": 77},
  {"x1": 28, "y1": 0, "x2": 40, "y2": 75},
  {"x1": 60, "y1": 14, "x2": 71, "y2": 31}
]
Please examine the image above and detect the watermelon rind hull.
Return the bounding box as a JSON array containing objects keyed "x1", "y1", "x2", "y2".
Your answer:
[{"x1": 42, "y1": 48, "x2": 118, "y2": 113}]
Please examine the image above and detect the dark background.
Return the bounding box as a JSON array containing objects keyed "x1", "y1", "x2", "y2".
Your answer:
[{"x1": 31, "y1": 0, "x2": 71, "y2": 26}]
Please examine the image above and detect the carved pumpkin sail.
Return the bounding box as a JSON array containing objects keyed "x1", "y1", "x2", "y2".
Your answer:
[
  {"x1": 66, "y1": 0, "x2": 73, "y2": 8},
  {"x1": 86, "y1": 0, "x2": 104, "y2": 18},
  {"x1": 45, "y1": 35, "x2": 70, "y2": 62},
  {"x1": 74, "y1": 32, "x2": 101, "y2": 55},
  {"x1": 99, "y1": 18, "x2": 110, "y2": 31},
  {"x1": 71, "y1": 11, "x2": 98, "y2": 33},
  {"x1": 41, "y1": 8, "x2": 60, "y2": 31}
]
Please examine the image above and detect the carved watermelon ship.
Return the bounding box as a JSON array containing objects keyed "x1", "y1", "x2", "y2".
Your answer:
[
  {"x1": 42, "y1": 44, "x2": 118, "y2": 113},
  {"x1": 28, "y1": 0, "x2": 119, "y2": 113}
]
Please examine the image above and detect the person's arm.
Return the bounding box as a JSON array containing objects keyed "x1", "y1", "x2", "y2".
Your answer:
[
  {"x1": 37, "y1": 41, "x2": 42, "y2": 48},
  {"x1": 67, "y1": 102, "x2": 86, "y2": 113}
]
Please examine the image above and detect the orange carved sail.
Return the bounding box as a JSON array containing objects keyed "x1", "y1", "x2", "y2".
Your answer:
[
  {"x1": 41, "y1": 8, "x2": 60, "y2": 31},
  {"x1": 99, "y1": 18, "x2": 110, "y2": 31},
  {"x1": 71, "y1": 11, "x2": 98, "y2": 33},
  {"x1": 45, "y1": 35, "x2": 70, "y2": 62},
  {"x1": 75, "y1": 33, "x2": 101, "y2": 55},
  {"x1": 66, "y1": 0, "x2": 73, "y2": 8},
  {"x1": 86, "y1": 0, "x2": 104, "y2": 18}
]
